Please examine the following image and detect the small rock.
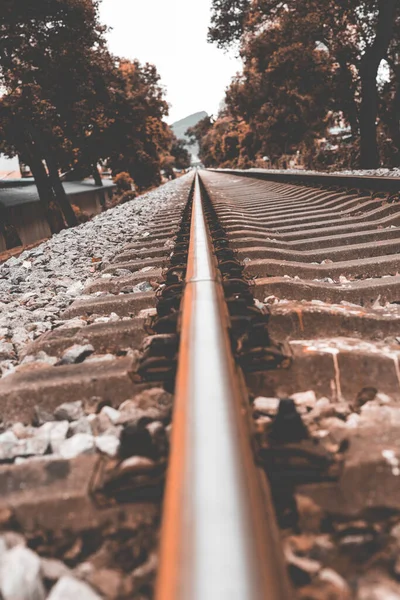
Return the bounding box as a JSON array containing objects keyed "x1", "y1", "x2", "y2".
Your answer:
[
  {"x1": 47, "y1": 576, "x2": 101, "y2": 600},
  {"x1": 0, "y1": 509, "x2": 14, "y2": 528},
  {"x1": 85, "y1": 353, "x2": 115, "y2": 363},
  {"x1": 298, "y1": 579, "x2": 350, "y2": 599},
  {"x1": 88, "y1": 412, "x2": 115, "y2": 436},
  {"x1": 357, "y1": 574, "x2": 400, "y2": 599},
  {"x1": 54, "y1": 401, "x2": 84, "y2": 422},
  {"x1": 146, "y1": 421, "x2": 168, "y2": 456},
  {"x1": 0, "y1": 341, "x2": 15, "y2": 361},
  {"x1": 57, "y1": 344, "x2": 94, "y2": 365},
  {"x1": 33, "y1": 405, "x2": 55, "y2": 426},
  {"x1": 119, "y1": 456, "x2": 157, "y2": 474},
  {"x1": 0, "y1": 431, "x2": 19, "y2": 461},
  {"x1": 132, "y1": 281, "x2": 153, "y2": 293},
  {"x1": 319, "y1": 568, "x2": 350, "y2": 595},
  {"x1": 263, "y1": 295, "x2": 278, "y2": 305},
  {"x1": 63, "y1": 538, "x2": 83, "y2": 562},
  {"x1": 95, "y1": 435, "x2": 120, "y2": 457},
  {"x1": 40, "y1": 557, "x2": 71, "y2": 582},
  {"x1": 346, "y1": 413, "x2": 361, "y2": 428},
  {"x1": 295, "y1": 494, "x2": 324, "y2": 533},
  {"x1": 305, "y1": 398, "x2": 334, "y2": 423},
  {"x1": 355, "y1": 387, "x2": 377, "y2": 408},
  {"x1": 132, "y1": 552, "x2": 158, "y2": 588},
  {"x1": 0, "y1": 538, "x2": 6, "y2": 563},
  {"x1": 73, "y1": 561, "x2": 93, "y2": 579},
  {"x1": 0, "y1": 546, "x2": 46, "y2": 600},
  {"x1": 20, "y1": 352, "x2": 57, "y2": 367},
  {"x1": 291, "y1": 390, "x2": 317, "y2": 409},
  {"x1": 316, "y1": 418, "x2": 348, "y2": 446},
  {"x1": 391, "y1": 521, "x2": 400, "y2": 545},
  {"x1": 12, "y1": 422, "x2": 33, "y2": 439},
  {"x1": 65, "y1": 281, "x2": 84, "y2": 297},
  {"x1": 16, "y1": 424, "x2": 50, "y2": 457},
  {"x1": 138, "y1": 308, "x2": 157, "y2": 318},
  {"x1": 100, "y1": 406, "x2": 121, "y2": 424},
  {"x1": 85, "y1": 568, "x2": 125, "y2": 599},
  {"x1": 253, "y1": 397, "x2": 280, "y2": 416},
  {"x1": 117, "y1": 406, "x2": 165, "y2": 427},
  {"x1": 68, "y1": 417, "x2": 92, "y2": 437},
  {"x1": 3, "y1": 532, "x2": 26, "y2": 549},
  {"x1": 59, "y1": 434, "x2": 95, "y2": 459},
  {"x1": 49, "y1": 421, "x2": 69, "y2": 453},
  {"x1": 284, "y1": 540, "x2": 321, "y2": 585},
  {"x1": 11, "y1": 327, "x2": 31, "y2": 353},
  {"x1": 376, "y1": 392, "x2": 392, "y2": 405},
  {"x1": 120, "y1": 387, "x2": 172, "y2": 414},
  {"x1": 82, "y1": 397, "x2": 103, "y2": 414},
  {"x1": 254, "y1": 416, "x2": 273, "y2": 441},
  {"x1": 334, "y1": 403, "x2": 351, "y2": 419}
]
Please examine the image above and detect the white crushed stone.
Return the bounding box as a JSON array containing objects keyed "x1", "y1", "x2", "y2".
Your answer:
[
  {"x1": 245, "y1": 167, "x2": 400, "y2": 178},
  {"x1": 0, "y1": 175, "x2": 192, "y2": 376}
]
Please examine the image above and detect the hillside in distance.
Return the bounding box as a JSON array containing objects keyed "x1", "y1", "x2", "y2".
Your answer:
[{"x1": 171, "y1": 111, "x2": 208, "y2": 162}]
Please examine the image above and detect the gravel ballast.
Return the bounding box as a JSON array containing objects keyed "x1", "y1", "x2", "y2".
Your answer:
[{"x1": 0, "y1": 175, "x2": 191, "y2": 377}]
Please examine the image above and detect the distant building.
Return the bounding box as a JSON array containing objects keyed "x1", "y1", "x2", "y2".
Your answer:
[{"x1": 0, "y1": 155, "x2": 21, "y2": 179}]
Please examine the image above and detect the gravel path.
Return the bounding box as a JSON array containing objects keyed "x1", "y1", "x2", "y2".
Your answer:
[{"x1": 0, "y1": 175, "x2": 191, "y2": 377}]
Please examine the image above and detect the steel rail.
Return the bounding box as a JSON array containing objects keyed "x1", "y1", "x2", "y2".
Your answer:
[
  {"x1": 212, "y1": 168, "x2": 400, "y2": 194},
  {"x1": 155, "y1": 173, "x2": 291, "y2": 600}
]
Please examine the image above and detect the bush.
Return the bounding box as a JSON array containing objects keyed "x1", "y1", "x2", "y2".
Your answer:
[
  {"x1": 106, "y1": 189, "x2": 137, "y2": 209},
  {"x1": 72, "y1": 205, "x2": 91, "y2": 223},
  {"x1": 119, "y1": 190, "x2": 137, "y2": 204},
  {"x1": 114, "y1": 171, "x2": 134, "y2": 192}
]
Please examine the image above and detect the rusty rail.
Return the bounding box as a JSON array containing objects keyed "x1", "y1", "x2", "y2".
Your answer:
[{"x1": 155, "y1": 173, "x2": 291, "y2": 599}]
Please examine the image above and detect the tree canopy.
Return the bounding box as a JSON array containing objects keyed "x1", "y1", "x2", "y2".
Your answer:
[
  {"x1": 0, "y1": 0, "x2": 181, "y2": 235},
  {"x1": 207, "y1": 0, "x2": 400, "y2": 169}
]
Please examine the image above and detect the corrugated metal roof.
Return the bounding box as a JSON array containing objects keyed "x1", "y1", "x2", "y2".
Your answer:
[{"x1": 0, "y1": 179, "x2": 116, "y2": 208}]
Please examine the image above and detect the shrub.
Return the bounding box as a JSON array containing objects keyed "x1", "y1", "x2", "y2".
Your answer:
[{"x1": 114, "y1": 171, "x2": 134, "y2": 192}]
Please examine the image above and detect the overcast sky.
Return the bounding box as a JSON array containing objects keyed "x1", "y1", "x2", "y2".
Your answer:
[{"x1": 99, "y1": 0, "x2": 242, "y2": 124}]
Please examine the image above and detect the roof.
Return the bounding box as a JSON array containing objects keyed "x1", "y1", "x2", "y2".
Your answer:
[{"x1": 0, "y1": 179, "x2": 116, "y2": 208}]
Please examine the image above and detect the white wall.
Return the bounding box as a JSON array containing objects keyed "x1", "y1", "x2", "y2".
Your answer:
[{"x1": 0, "y1": 154, "x2": 19, "y2": 176}]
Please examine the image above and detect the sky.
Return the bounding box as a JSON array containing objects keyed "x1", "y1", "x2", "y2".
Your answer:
[{"x1": 99, "y1": 0, "x2": 242, "y2": 124}]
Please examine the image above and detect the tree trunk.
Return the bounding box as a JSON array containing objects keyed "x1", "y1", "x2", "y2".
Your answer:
[
  {"x1": 379, "y1": 61, "x2": 400, "y2": 164},
  {"x1": 92, "y1": 163, "x2": 107, "y2": 209},
  {"x1": 92, "y1": 163, "x2": 103, "y2": 186},
  {"x1": 336, "y1": 56, "x2": 359, "y2": 138},
  {"x1": 359, "y1": 65, "x2": 380, "y2": 168},
  {"x1": 46, "y1": 156, "x2": 78, "y2": 227},
  {"x1": 358, "y1": 0, "x2": 397, "y2": 168},
  {"x1": 391, "y1": 70, "x2": 400, "y2": 158},
  {"x1": 13, "y1": 125, "x2": 64, "y2": 234},
  {"x1": 28, "y1": 153, "x2": 65, "y2": 234}
]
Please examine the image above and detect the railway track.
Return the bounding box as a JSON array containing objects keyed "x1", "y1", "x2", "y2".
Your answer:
[{"x1": 0, "y1": 169, "x2": 400, "y2": 597}]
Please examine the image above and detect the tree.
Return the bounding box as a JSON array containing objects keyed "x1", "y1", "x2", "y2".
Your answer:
[
  {"x1": 0, "y1": 0, "x2": 110, "y2": 227},
  {"x1": 105, "y1": 59, "x2": 171, "y2": 190},
  {"x1": 0, "y1": 0, "x2": 173, "y2": 223},
  {"x1": 209, "y1": 0, "x2": 400, "y2": 168},
  {"x1": 186, "y1": 116, "x2": 215, "y2": 166},
  {"x1": 209, "y1": 0, "x2": 251, "y2": 48},
  {"x1": 225, "y1": 19, "x2": 335, "y2": 164},
  {"x1": 170, "y1": 137, "x2": 191, "y2": 170}
]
